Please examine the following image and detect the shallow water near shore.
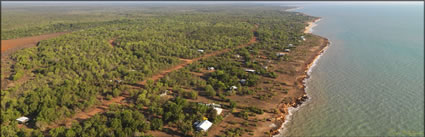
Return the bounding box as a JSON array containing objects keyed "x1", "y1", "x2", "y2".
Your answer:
[{"x1": 278, "y1": 2, "x2": 424, "y2": 136}]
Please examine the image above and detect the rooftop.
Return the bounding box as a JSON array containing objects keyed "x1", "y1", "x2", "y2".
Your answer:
[
  {"x1": 16, "y1": 117, "x2": 29, "y2": 123},
  {"x1": 244, "y1": 68, "x2": 255, "y2": 72},
  {"x1": 195, "y1": 120, "x2": 213, "y2": 131},
  {"x1": 214, "y1": 107, "x2": 223, "y2": 115}
]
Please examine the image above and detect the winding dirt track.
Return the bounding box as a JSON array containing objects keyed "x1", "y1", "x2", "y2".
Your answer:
[
  {"x1": 42, "y1": 24, "x2": 258, "y2": 130},
  {"x1": 139, "y1": 25, "x2": 258, "y2": 85}
]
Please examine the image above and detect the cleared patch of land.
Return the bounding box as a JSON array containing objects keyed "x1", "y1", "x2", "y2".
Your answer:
[{"x1": 1, "y1": 32, "x2": 68, "y2": 57}]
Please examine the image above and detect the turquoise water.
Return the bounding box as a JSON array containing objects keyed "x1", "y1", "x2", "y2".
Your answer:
[{"x1": 279, "y1": 2, "x2": 424, "y2": 136}]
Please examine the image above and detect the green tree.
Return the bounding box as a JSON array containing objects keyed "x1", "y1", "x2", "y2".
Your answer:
[
  {"x1": 189, "y1": 91, "x2": 198, "y2": 99},
  {"x1": 151, "y1": 118, "x2": 163, "y2": 130},
  {"x1": 229, "y1": 101, "x2": 237, "y2": 109},
  {"x1": 205, "y1": 85, "x2": 216, "y2": 97},
  {"x1": 177, "y1": 121, "x2": 194, "y2": 136}
]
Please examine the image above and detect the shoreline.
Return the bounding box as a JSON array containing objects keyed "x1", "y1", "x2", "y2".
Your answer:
[
  {"x1": 284, "y1": 7, "x2": 302, "y2": 12},
  {"x1": 304, "y1": 18, "x2": 322, "y2": 34},
  {"x1": 275, "y1": 39, "x2": 330, "y2": 136},
  {"x1": 269, "y1": 17, "x2": 330, "y2": 136}
]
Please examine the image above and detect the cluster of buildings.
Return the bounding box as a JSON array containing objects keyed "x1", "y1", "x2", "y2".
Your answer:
[
  {"x1": 193, "y1": 41, "x2": 304, "y2": 132},
  {"x1": 195, "y1": 103, "x2": 224, "y2": 131},
  {"x1": 275, "y1": 43, "x2": 295, "y2": 57}
]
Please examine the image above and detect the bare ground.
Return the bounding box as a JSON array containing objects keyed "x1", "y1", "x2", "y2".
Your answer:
[{"x1": 1, "y1": 32, "x2": 68, "y2": 57}]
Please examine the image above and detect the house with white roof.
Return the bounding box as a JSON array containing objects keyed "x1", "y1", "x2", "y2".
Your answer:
[
  {"x1": 213, "y1": 107, "x2": 223, "y2": 115},
  {"x1": 207, "y1": 67, "x2": 215, "y2": 70},
  {"x1": 198, "y1": 49, "x2": 204, "y2": 53},
  {"x1": 244, "y1": 68, "x2": 256, "y2": 73},
  {"x1": 240, "y1": 79, "x2": 247, "y2": 84},
  {"x1": 301, "y1": 36, "x2": 306, "y2": 41},
  {"x1": 200, "y1": 102, "x2": 221, "y2": 108},
  {"x1": 16, "y1": 117, "x2": 29, "y2": 123},
  {"x1": 229, "y1": 86, "x2": 238, "y2": 90},
  {"x1": 288, "y1": 44, "x2": 294, "y2": 47},
  {"x1": 206, "y1": 103, "x2": 221, "y2": 108},
  {"x1": 195, "y1": 120, "x2": 213, "y2": 131}
]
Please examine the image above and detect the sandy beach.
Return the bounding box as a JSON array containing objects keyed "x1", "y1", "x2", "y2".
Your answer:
[
  {"x1": 284, "y1": 7, "x2": 302, "y2": 12},
  {"x1": 304, "y1": 18, "x2": 322, "y2": 34}
]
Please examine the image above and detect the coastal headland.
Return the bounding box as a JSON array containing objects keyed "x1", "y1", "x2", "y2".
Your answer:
[
  {"x1": 1, "y1": 5, "x2": 330, "y2": 137},
  {"x1": 258, "y1": 18, "x2": 330, "y2": 136}
]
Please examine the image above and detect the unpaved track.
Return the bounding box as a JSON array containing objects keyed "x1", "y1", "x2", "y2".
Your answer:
[
  {"x1": 139, "y1": 24, "x2": 258, "y2": 85},
  {"x1": 43, "y1": 24, "x2": 258, "y2": 131},
  {"x1": 1, "y1": 32, "x2": 68, "y2": 57},
  {"x1": 46, "y1": 94, "x2": 129, "y2": 129}
]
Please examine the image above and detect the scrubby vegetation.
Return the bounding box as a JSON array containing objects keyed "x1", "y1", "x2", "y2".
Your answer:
[{"x1": 1, "y1": 3, "x2": 315, "y2": 137}]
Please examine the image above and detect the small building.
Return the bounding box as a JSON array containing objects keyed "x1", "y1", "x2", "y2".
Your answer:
[
  {"x1": 276, "y1": 52, "x2": 287, "y2": 56},
  {"x1": 195, "y1": 120, "x2": 213, "y2": 131},
  {"x1": 206, "y1": 103, "x2": 221, "y2": 108},
  {"x1": 240, "y1": 79, "x2": 247, "y2": 84},
  {"x1": 198, "y1": 49, "x2": 204, "y2": 53},
  {"x1": 284, "y1": 49, "x2": 291, "y2": 52},
  {"x1": 213, "y1": 107, "x2": 223, "y2": 115},
  {"x1": 160, "y1": 90, "x2": 168, "y2": 97},
  {"x1": 288, "y1": 44, "x2": 294, "y2": 47},
  {"x1": 301, "y1": 36, "x2": 306, "y2": 41},
  {"x1": 229, "y1": 86, "x2": 238, "y2": 90},
  {"x1": 263, "y1": 66, "x2": 268, "y2": 70},
  {"x1": 244, "y1": 68, "x2": 256, "y2": 73},
  {"x1": 201, "y1": 103, "x2": 221, "y2": 108},
  {"x1": 235, "y1": 54, "x2": 241, "y2": 58},
  {"x1": 207, "y1": 67, "x2": 215, "y2": 70},
  {"x1": 16, "y1": 117, "x2": 29, "y2": 123}
]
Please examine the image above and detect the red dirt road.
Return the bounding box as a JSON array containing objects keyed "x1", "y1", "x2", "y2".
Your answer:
[
  {"x1": 139, "y1": 24, "x2": 258, "y2": 85},
  {"x1": 1, "y1": 32, "x2": 67, "y2": 54},
  {"x1": 46, "y1": 95, "x2": 129, "y2": 128},
  {"x1": 43, "y1": 24, "x2": 258, "y2": 130}
]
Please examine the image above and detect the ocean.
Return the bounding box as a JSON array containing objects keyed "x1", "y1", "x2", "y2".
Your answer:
[{"x1": 278, "y1": 2, "x2": 424, "y2": 136}]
